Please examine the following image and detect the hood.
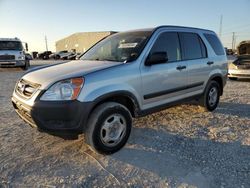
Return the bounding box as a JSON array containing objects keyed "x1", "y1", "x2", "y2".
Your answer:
[{"x1": 22, "y1": 60, "x2": 122, "y2": 89}]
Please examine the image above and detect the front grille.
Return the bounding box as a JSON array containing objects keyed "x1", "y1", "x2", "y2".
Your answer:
[
  {"x1": 15, "y1": 79, "x2": 40, "y2": 99},
  {"x1": 0, "y1": 55, "x2": 15, "y2": 60}
]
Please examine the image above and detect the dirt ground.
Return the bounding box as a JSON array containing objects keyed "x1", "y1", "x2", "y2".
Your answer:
[{"x1": 0, "y1": 60, "x2": 249, "y2": 188}]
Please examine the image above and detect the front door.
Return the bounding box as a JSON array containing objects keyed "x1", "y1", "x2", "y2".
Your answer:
[{"x1": 140, "y1": 32, "x2": 188, "y2": 110}]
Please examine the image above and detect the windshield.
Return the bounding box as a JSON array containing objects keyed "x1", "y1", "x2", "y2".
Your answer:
[
  {"x1": 0, "y1": 41, "x2": 23, "y2": 51},
  {"x1": 81, "y1": 31, "x2": 152, "y2": 62}
]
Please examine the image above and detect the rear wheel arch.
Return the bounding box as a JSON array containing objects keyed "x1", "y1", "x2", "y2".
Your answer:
[
  {"x1": 199, "y1": 80, "x2": 220, "y2": 111},
  {"x1": 207, "y1": 74, "x2": 224, "y2": 95}
]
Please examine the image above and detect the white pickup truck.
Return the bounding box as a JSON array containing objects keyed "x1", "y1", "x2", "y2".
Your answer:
[{"x1": 0, "y1": 38, "x2": 30, "y2": 70}]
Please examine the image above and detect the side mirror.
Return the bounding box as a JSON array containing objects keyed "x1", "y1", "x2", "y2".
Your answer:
[
  {"x1": 25, "y1": 43, "x2": 28, "y2": 51},
  {"x1": 145, "y1": 51, "x2": 168, "y2": 66}
]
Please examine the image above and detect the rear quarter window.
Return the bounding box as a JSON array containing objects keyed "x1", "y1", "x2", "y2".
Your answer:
[{"x1": 204, "y1": 34, "x2": 225, "y2": 55}]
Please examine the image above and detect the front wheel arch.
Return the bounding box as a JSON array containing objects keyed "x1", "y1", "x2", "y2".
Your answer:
[{"x1": 87, "y1": 91, "x2": 140, "y2": 119}]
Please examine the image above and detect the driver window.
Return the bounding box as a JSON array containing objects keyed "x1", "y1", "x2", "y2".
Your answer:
[{"x1": 150, "y1": 32, "x2": 181, "y2": 62}]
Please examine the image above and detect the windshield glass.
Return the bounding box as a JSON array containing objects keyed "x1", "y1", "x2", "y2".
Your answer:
[
  {"x1": 81, "y1": 31, "x2": 152, "y2": 62},
  {"x1": 0, "y1": 41, "x2": 23, "y2": 51}
]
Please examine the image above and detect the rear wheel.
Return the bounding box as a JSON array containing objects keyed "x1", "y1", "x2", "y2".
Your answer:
[
  {"x1": 85, "y1": 102, "x2": 132, "y2": 154},
  {"x1": 199, "y1": 80, "x2": 220, "y2": 111}
]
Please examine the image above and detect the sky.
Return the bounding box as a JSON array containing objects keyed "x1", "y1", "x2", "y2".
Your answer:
[{"x1": 0, "y1": 0, "x2": 250, "y2": 52}]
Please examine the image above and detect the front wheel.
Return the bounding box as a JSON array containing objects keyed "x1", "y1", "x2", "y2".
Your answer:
[
  {"x1": 199, "y1": 81, "x2": 220, "y2": 111},
  {"x1": 85, "y1": 102, "x2": 132, "y2": 154},
  {"x1": 21, "y1": 61, "x2": 30, "y2": 70}
]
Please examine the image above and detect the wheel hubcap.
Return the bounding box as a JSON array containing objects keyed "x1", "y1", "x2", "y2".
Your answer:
[
  {"x1": 208, "y1": 87, "x2": 218, "y2": 106},
  {"x1": 100, "y1": 114, "x2": 126, "y2": 147}
]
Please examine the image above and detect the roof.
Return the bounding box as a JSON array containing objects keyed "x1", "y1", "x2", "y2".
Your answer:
[
  {"x1": 125, "y1": 25, "x2": 214, "y2": 33},
  {"x1": 0, "y1": 37, "x2": 21, "y2": 42},
  {"x1": 56, "y1": 25, "x2": 215, "y2": 43},
  {"x1": 156, "y1": 25, "x2": 213, "y2": 32}
]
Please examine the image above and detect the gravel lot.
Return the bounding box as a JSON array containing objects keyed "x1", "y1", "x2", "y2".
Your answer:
[{"x1": 0, "y1": 60, "x2": 249, "y2": 188}]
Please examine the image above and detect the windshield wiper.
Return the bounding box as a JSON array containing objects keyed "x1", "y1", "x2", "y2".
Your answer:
[{"x1": 82, "y1": 58, "x2": 121, "y2": 62}]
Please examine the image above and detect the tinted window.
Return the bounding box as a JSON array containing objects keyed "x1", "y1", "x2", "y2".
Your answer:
[
  {"x1": 0, "y1": 41, "x2": 23, "y2": 51},
  {"x1": 179, "y1": 33, "x2": 205, "y2": 60},
  {"x1": 204, "y1": 34, "x2": 225, "y2": 55},
  {"x1": 150, "y1": 32, "x2": 181, "y2": 62},
  {"x1": 199, "y1": 38, "x2": 207, "y2": 58}
]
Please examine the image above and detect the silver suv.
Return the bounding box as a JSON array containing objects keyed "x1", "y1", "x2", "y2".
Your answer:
[{"x1": 12, "y1": 26, "x2": 227, "y2": 154}]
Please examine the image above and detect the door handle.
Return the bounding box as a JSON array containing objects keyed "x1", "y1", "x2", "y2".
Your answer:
[
  {"x1": 176, "y1": 65, "x2": 186, "y2": 70},
  {"x1": 207, "y1": 61, "x2": 214, "y2": 65}
]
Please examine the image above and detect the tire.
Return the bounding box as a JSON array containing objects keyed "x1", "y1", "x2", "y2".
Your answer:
[
  {"x1": 229, "y1": 77, "x2": 238, "y2": 81},
  {"x1": 199, "y1": 80, "x2": 220, "y2": 111},
  {"x1": 21, "y1": 60, "x2": 30, "y2": 70},
  {"x1": 85, "y1": 102, "x2": 132, "y2": 154}
]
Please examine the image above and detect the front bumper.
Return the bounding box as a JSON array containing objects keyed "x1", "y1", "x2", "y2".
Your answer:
[
  {"x1": 228, "y1": 69, "x2": 250, "y2": 78},
  {"x1": 0, "y1": 60, "x2": 25, "y2": 67},
  {"x1": 12, "y1": 96, "x2": 93, "y2": 133}
]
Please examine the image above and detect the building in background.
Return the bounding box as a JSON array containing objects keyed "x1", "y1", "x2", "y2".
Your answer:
[{"x1": 55, "y1": 31, "x2": 117, "y2": 53}]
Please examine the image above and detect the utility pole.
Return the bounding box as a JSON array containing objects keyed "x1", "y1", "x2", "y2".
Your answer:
[
  {"x1": 45, "y1": 35, "x2": 48, "y2": 51},
  {"x1": 219, "y1": 15, "x2": 223, "y2": 38},
  {"x1": 234, "y1": 35, "x2": 237, "y2": 51},
  {"x1": 232, "y1": 32, "x2": 235, "y2": 50}
]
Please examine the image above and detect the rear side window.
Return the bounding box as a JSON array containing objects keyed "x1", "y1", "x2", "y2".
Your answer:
[
  {"x1": 204, "y1": 34, "x2": 225, "y2": 55},
  {"x1": 150, "y1": 32, "x2": 181, "y2": 62},
  {"x1": 179, "y1": 33, "x2": 206, "y2": 60}
]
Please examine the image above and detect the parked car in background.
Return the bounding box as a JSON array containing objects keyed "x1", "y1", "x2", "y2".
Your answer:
[
  {"x1": 59, "y1": 52, "x2": 75, "y2": 60},
  {"x1": 49, "y1": 50, "x2": 69, "y2": 59},
  {"x1": 32, "y1": 51, "x2": 38, "y2": 59},
  {"x1": 67, "y1": 53, "x2": 81, "y2": 60},
  {"x1": 0, "y1": 37, "x2": 30, "y2": 70},
  {"x1": 228, "y1": 40, "x2": 250, "y2": 80},
  {"x1": 225, "y1": 48, "x2": 235, "y2": 55},
  {"x1": 25, "y1": 53, "x2": 33, "y2": 60},
  {"x1": 228, "y1": 55, "x2": 250, "y2": 80},
  {"x1": 12, "y1": 26, "x2": 227, "y2": 154},
  {"x1": 38, "y1": 51, "x2": 52, "y2": 60}
]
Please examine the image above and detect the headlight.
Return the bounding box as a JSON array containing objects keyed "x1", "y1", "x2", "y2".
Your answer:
[
  {"x1": 40, "y1": 77, "x2": 84, "y2": 101},
  {"x1": 18, "y1": 56, "x2": 25, "y2": 60},
  {"x1": 228, "y1": 62, "x2": 237, "y2": 70}
]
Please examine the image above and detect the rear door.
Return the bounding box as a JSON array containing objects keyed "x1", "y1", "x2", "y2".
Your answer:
[
  {"x1": 178, "y1": 32, "x2": 208, "y2": 95},
  {"x1": 140, "y1": 32, "x2": 188, "y2": 110}
]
